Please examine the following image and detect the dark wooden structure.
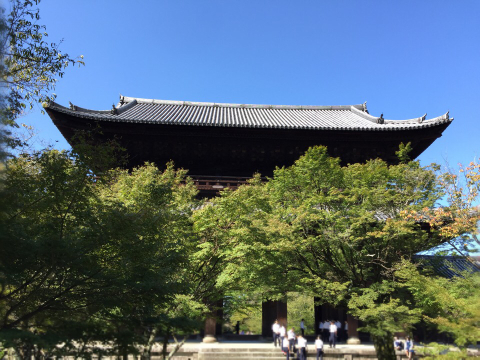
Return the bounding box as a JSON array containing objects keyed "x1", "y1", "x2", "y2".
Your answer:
[
  {"x1": 47, "y1": 96, "x2": 452, "y2": 197},
  {"x1": 46, "y1": 95, "x2": 453, "y2": 341}
]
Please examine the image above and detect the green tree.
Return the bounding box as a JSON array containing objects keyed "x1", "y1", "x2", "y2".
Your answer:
[
  {"x1": 202, "y1": 146, "x2": 448, "y2": 360},
  {"x1": 287, "y1": 293, "x2": 314, "y2": 335},
  {"x1": 226, "y1": 294, "x2": 262, "y2": 334},
  {"x1": 0, "y1": 0, "x2": 84, "y2": 127},
  {"x1": 396, "y1": 260, "x2": 480, "y2": 357},
  {"x1": 407, "y1": 160, "x2": 480, "y2": 264},
  {"x1": 0, "y1": 147, "x2": 199, "y2": 359},
  {"x1": 191, "y1": 177, "x2": 292, "y2": 337},
  {"x1": 264, "y1": 147, "x2": 448, "y2": 359}
]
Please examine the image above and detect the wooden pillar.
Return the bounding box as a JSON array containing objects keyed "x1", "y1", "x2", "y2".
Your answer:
[
  {"x1": 203, "y1": 316, "x2": 217, "y2": 343},
  {"x1": 346, "y1": 313, "x2": 361, "y2": 344},
  {"x1": 314, "y1": 297, "x2": 322, "y2": 335},
  {"x1": 215, "y1": 298, "x2": 223, "y2": 337},
  {"x1": 262, "y1": 299, "x2": 287, "y2": 337},
  {"x1": 203, "y1": 298, "x2": 223, "y2": 343},
  {"x1": 276, "y1": 300, "x2": 287, "y2": 328},
  {"x1": 262, "y1": 300, "x2": 276, "y2": 338}
]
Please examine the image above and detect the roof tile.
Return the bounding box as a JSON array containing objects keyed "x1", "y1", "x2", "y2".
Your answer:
[{"x1": 47, "y1": 96, "x2": 453, "y2": 131}]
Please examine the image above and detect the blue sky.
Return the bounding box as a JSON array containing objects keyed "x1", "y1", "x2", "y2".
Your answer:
[{"x1": 21, "y1": 0, "x2": 479, "y2": 169}]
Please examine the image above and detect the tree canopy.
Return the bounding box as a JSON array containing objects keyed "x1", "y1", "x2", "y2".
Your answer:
[
  {"x1": 0, "y1": 141, "x2": 478, "y2": 360},
  {"x1": 0, "y1": 147, "x2": 201, "y2": 359},
  {"x1": 192, "y1": 146, "x2": 476, "y2": 360}
]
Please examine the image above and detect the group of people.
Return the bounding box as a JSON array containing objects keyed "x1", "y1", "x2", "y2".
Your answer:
[
  {"x1": 318, "y1": 319, "x2": 347, "y2": 345},
  {"x1": 272, "y1": 320, "x2": 335, "y2": 360},
  {"x1": 394, "y1": 336, "x2": 415, "y2": 359},
  {"x1": 273, "y1": 320, "x2": 416, "y2": 359}
]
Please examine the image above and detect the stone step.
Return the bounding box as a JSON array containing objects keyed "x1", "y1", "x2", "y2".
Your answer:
[
  {"x1": 199, "y1": 352, "x2": 345, "y2": 360},
  {"x1": 200, "y1": 348, "x2": 336, "y2": 354},
  {"x1": 202, "y1": 355, "x2": 287, "y2": 359},
  {"x1": 201, "y1": 348, "x2": 289, "y2": 353}
]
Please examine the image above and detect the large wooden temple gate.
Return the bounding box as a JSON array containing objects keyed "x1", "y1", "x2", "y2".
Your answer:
[{"x1": 46, "y1": 95, "x2": 453, "y2": 343}]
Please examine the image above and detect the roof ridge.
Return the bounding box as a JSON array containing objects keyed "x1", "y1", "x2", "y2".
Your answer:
[{"x1": 119, "y1": 95, "x2": 363, "y2": 111}]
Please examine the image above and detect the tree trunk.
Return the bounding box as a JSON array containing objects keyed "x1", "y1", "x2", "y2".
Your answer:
[
  {"x1": 372, "y1": 334, "x2": 396, "y2": 360},
  {"x1": 140, "y1": 327, "x2": 158, "y2": 360},
  {"x1": 165, "y1": 337, "x2": 187, "y2": 360},
  {"x1": 161, "y1": 330, "x2": 170, "y2": 360},
  {"x1": 122, "y1": 346, "x2": 129, "y2": 360}
]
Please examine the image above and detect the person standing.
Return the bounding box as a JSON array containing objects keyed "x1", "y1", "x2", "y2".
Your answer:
[
  {"x1": 282, "y1": 336, "x2": 291, "y2": 359},
  {"x1": 315, "y1": 336, "x2": 324, "y2": 360},
  {"x1": 287, "y1": 327, "x2": 296, "y2": 353},
  {"x1": 405, "y1": 336, "x2": 415, "y2": 359},
  {"x1": 300, "y1": 319, "x2": 305, "y2": 336},
  {"x1": 322, "y1": 320, "x2": 329, "y2": 342},
  {"x1": 318, "y1": 321, "x2": 323, "y2": 336},
  {"x1": 297, "y1": 334, "x2": 307, "y2": 360},
  {"x1": 272, "y1": 320, "x2": 280, "y2": 347},
  {"x1": 329, "y1": 321, "x2": 337, "y2": 348},
  {"x1": 335, "y1": 320, "x2": 341, "y2": 342},
  {"x1": 279, "y1": 324, "x2": 286, "y2": 347},
  {"x1": 344, "y1": 320, "x2": 348, "y2": 342}
]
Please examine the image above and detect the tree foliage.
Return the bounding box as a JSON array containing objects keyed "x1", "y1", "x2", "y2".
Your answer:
[
  {"x1": 0, "y1": 147, "x2": 200, "y2": 359},
  {"x1": 2, "y1": 144, "x2": 471, "y2": 359},
  {"x1": 396, "y1": 260, "x2": 480, "y2": 348},
  {"x1": 0, "y1": 0, "x2": 84, "y2": 127},
  {"x1": 194, "y1": 146, "x2": 450, "y2": 360},
  {"x1": 287, "y1": 293, "x2": 314, "y2": 335},
  {"x1": 405, "y1": 160, "x2": 480, "y2": 264}
]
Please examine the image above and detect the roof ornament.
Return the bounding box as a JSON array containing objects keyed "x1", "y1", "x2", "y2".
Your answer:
[
  {"x1": 446, "y1": 111, "x2": 449, "y2": 120},
  {"x1": 111, "y1": 104, "x2": 118, "y2": 115},
  {"x1": 119, "y1": 95, "x2": 125, "y2": 105},
  {"x1": 363, "y1": 101, "x2": 369, "y2": 114},
  {"x1": 69, "y1": 102, "x2": 77, "y2": 111},
  {"x1": 377, "y1": 113, "x2": 384, "y2": 124},
  {"x1": 419, "y1": 113, "x2": 427, "y2": 123}
]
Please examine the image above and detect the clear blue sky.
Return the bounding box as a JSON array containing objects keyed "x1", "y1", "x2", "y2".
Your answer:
[{"x1": 22, "y1": 0, "x2": 479, "y2": 168}]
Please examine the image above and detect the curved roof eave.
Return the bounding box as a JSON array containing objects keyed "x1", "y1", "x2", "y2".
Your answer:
[{"x1": 46, "y1": 98, "x2": 454, "y2": 131}]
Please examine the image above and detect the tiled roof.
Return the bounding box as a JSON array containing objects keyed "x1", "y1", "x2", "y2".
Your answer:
[
  {"x1": 414, "y1": 255, "x2": 480, "y2": 278},
  {"x1": 47, "y1": 96, "x2": 453, "y2": 131}
]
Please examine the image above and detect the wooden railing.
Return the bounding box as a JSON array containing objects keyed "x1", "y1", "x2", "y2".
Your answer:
[{"x1": 189, "y1": 175, "x2": 265, "y2": 195}]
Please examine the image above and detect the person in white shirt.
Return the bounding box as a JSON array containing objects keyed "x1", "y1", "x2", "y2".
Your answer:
[
  {"x1": 322, "y1": 320, "x2": 329, "y2": 342},
  {"x1": 272, "y1": 320, "x2": 280, "y2": 347},
  {"x1": 296, "y1": 334, "x2": 307, "y2": 360},
  {"x1": 329, "y1": 321, "x2": 337, "y2": 348},
  {"x1": 300, "y1": 319, "x2": 305, "y2": 336},
  {"x1": 282, "y1": 336, "x2": 291, "y2": 359},
  {"x1": 344, "y1": 321, "x2": 348, "y2": 341},
  {"x1": 287, "y1": 327, "x2": 296, "y2": 353},
  {"x1": 279, "y1": 324, "x2": 286, "y2": 346},
  {"x1": 394, "y1": 336, "x2": 404, "y2": 351},
  {"x1": 315, "y1": 336, "x2": 324, "y2": 360}
]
